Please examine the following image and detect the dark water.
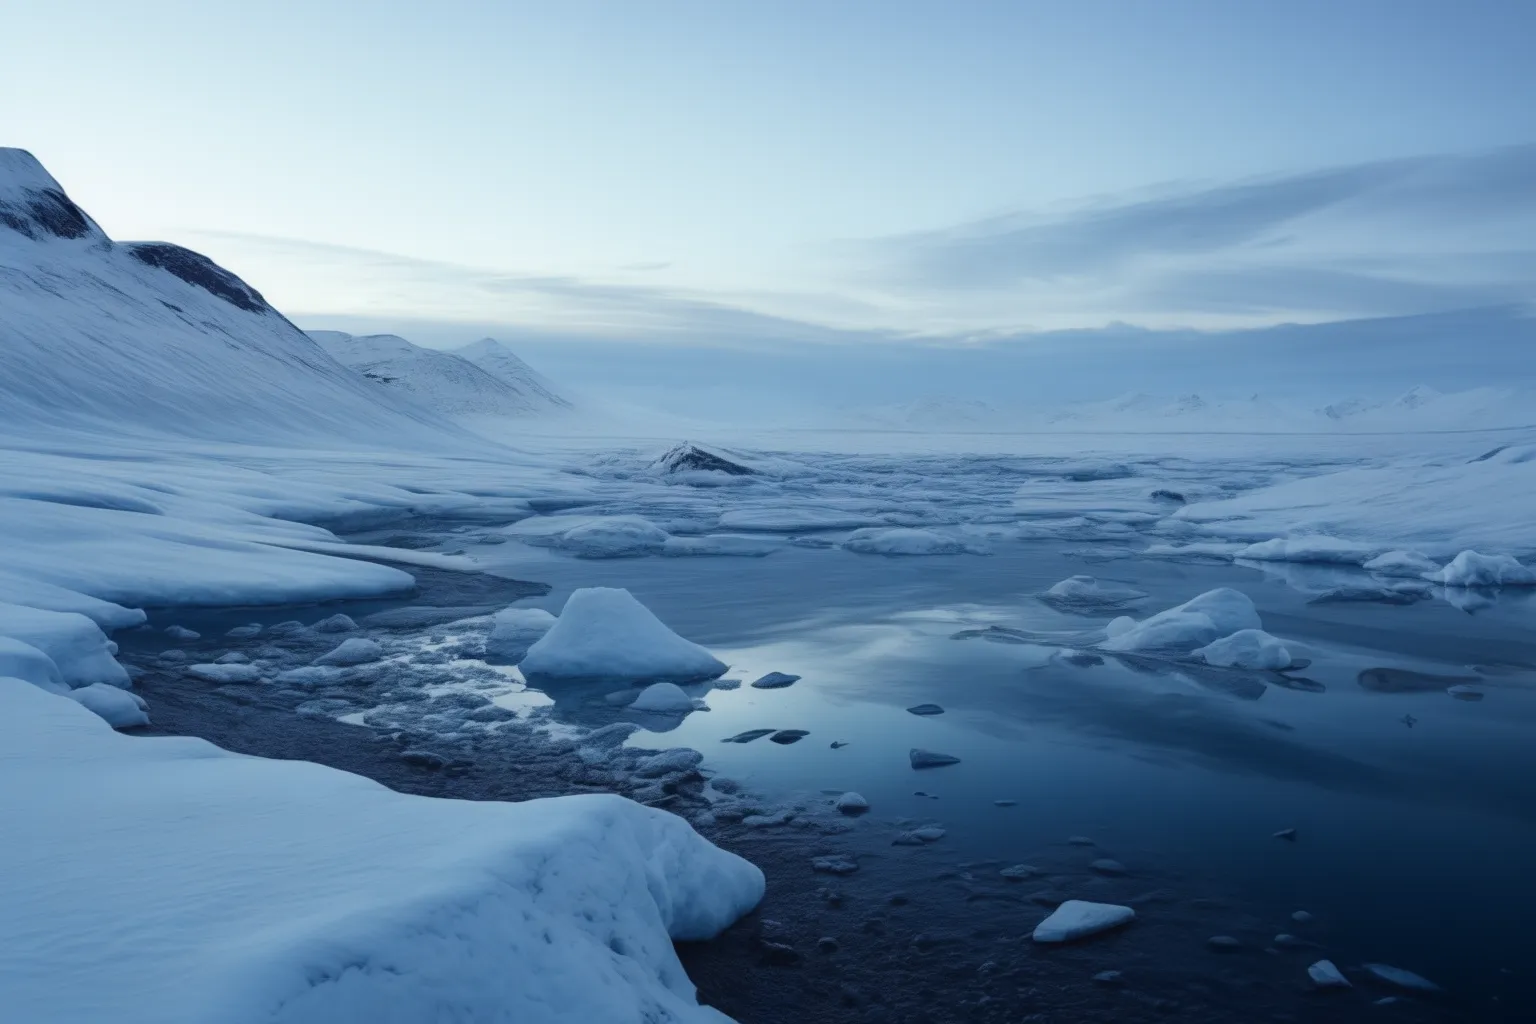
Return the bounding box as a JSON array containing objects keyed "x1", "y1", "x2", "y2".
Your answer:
[{"x1": 475, "y1": 537, "x2": 1536, "y2": 1015}]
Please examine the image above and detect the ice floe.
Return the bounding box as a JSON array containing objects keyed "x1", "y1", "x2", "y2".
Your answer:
[
  {"x1": 520, "y1": 588, "x2": 727, "y2": 683},
  {"x1": 1032, "y1": 900, "x2": 1135, "y2": 943}
]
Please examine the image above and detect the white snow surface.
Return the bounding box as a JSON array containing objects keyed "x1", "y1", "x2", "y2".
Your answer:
[
  {"x1": 1195, "y1": 629, "x2": 1293, "y2": 671},
  {"x1": 0, "y1": 679, "x2": 762, "y2": 1024},
  {"x1": 1102, "y1": 589, "x2": 1262, "y2": 655},
  {"x1": 66, "y1": 682, "x2": 149, "y2": 728},
  {"x1": 521, "y1": 588, "x2": 728, "y2": 683},
  {"x1": 0, "y1": 603, "x2": 129, "y2": 688}
]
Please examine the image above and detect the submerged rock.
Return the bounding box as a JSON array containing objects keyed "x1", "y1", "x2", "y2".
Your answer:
[
  {"x1": 905, "y1": 703, "x2": 945, "y2": 716},
  {"x1": 834, "y1": 792, "x2": 869, "y2": 815},
  {"x1": 909, "y1": 748, "x2": 961, "y2": 769},
  {"x1": 723, "y1": 728, "x2": 776, "y2": 744},
  {"x1": 1091, "y1": 858, "x2": 1127, "y2": 876},
  {"x1": 1032, "y1": 900, "x2": 1135, "y2": 943},
  {"x1": 769, "y1": 729, "x2": 809, "y2": 745},
  {"x1": 164, "y1": 625, "x2": 199, "y2": 641}
]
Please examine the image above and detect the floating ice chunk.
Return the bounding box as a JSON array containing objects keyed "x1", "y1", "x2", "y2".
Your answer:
[
  {"x1": 0, "y1": 637, "x2": 68, "y2": 694},
  {"x1": 559, "y1": 517, "x2": 671, "y2": 558},
  {"x1": 1195, "y1": 629, "x2": 1293, "y2": 671},
  {"x1": 274, "y1": 666, "x2": 346, "y2": 688},
  {"x1": 630, "y1": 682, "x2": 696, "y2": 714},
  {"x1": 311, "y1": 613, "x2": 357, "y2": 633},
  {"x1": 1143, "y1": 541, "x2": 1245, "y2": 561},
  {"x1": 834, "y1": 792, "x2": 869, "y2": 815},
  {"x1": 0, "y1": 602, "x2": 129, "y2": 688},
  {"x1": 1363, "y1": 963, "x2": 1443, "y2": 992},
  {"x1": 1362, "y1": 550, "x2": 1440, "y2": 578},
  {"x1": 214, "y1": 652, "x2": 249, "y2": 664},
  {"x1": 484, "y1": 607, "x2": 556, "y2": 664},
  {"x1": 1236, "y1": 536, "x2": 1376, "y2": 565},
  {"x1": 315, "y1": 637, "x2": 384, "y2": 666},
  {"x1": 717, "y1": 508, "x2": 886, "y2": 533},
  {"x1": 188, "y1": 663, "x2": 261, "y2": 684},
  {"x1": 910, "y1": 748, "x2": 961, "y2": 769},
  {"x1": 1424, "y1": 550, "x2": 1536, "y2": 587},
  {"x1": 225, "y1": 624, "x2": 261, "y2": 639},
  {"x1": 1101, "y1": 588, "x2": 1261, "y2": 654},
  {"x1": 1090, "y1": 858, "x2": 1127, "y2": 875},
  {"x1": 1032, "y1": 900, "x2": 1135, "y2": 943},
  {"x1": 521, "y1": 588, "x2": 726, "y2": 683},
  {"x1": 164, "y1": 625, "x2": 200, "y2": 641},
  {"x1": 660, "y1": 535, "x2": 780, "y2": 558},
  {"x1": 841, "y1": 528, "x2": 974, "y2": 556},
  {"x1": 1041, "y1": 575, "x2": 1148, "y2": 608},
  {"x1": 67, "y1": 682, "x2": 149, "y2": 729},
  {"x1": 1308, "y1": 960, "x2": 1350, "y2": 989}
]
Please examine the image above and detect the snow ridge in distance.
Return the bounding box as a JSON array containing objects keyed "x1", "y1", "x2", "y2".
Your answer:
[
  {"x1": 310, "y1": 331, "x2": 572, "y2": 418},
  {"x1": 0, "y1": 147, "x2": 461, "y2": 446}
]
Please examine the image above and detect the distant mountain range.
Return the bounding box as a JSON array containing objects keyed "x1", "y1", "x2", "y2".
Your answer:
[{"x1": 308, "y1": 331, "x2": 571, "y2": 418}]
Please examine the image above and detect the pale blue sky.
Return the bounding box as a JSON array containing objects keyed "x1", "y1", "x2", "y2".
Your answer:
[{"x1": 4, "y1": 0, "x2": 1535, "y2": 340}]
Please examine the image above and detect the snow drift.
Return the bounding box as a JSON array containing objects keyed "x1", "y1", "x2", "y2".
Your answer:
[{"x1": 0, "y1": 678, "x2": 763, "y2": 1024}]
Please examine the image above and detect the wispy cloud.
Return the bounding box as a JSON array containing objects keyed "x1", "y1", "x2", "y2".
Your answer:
[{"x1": 864, "y1": 144, "x2": 1536, "y2": 323}]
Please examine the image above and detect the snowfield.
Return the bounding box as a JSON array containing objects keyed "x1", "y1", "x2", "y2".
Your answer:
[{"x1": 0, "y1": 680, "x2": 763, "y2": 1024}]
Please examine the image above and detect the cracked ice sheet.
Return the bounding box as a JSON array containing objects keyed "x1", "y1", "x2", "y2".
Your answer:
[{"x1": 0, "y1": 679, "x2": 761, "y2": 1024}]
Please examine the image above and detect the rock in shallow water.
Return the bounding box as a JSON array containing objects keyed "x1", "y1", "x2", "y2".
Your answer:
[
  {"x1": 909, "y1": 748, "x2": 961, "y2": 769},
  {"x1": 1031, "y1": 900, "x2": 1135, "y2": 943},
  {"x1": 905, "y1": 703, "x2": 945, "y2": 716},
  {"x1": 750, "y1": 671, "x2": 800, "y2": 689},
  {"x1": 834, "y1": 792, "x2": 869, "y2": 815},
  {"x1": 811, "y1": 855, "x2": 859, "y2": 875},
  {"x1": 723, "y1": 729, "x2": 776, "y2": 744},
  {"x1": 769, "y1": 729, "x2": 809, "y2": 744}
]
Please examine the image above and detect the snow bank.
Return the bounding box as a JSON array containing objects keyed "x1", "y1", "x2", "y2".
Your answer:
[
  {"x1": 0, "y1": 637, "x2": 68, "y2": 694},
  {"x1": 66, "y1": 682, "x2": 149, "y2": 728},
  {"x1": 484, "y1": 607, "x2": 557, "y2": 663},
  {"x1": 1424, "y1": 550, "x2": 1536, "y2": 587},
  {"x1": 1195, "y1": 629, "x2": 1292, "y2": 670},
  {"x1": 521, "y1": 588, "x2": 727, "y2": 683},
  {"x1": 1102, "y1": 588, "x2": 1261, "y2": 655},
  {"x1": 0, "y1": 678, "x2": 763, "y2": 1024},
  {"x1": 841, "y1": 527, "x2": 974, "y2": 556},
  {"x1": 0, "y1": 602, "x2": 129, "y2": 688}
]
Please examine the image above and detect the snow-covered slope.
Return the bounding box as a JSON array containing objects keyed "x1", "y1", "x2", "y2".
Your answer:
[
  {"x1": 0, "y1": 148, "x2": 453, "y2": 446},
  {"x1": 454, "y1": 337, "x2": 573, "y2": 411},
  {"x1": 0, "y1": 678, "x2": 762, "y2": 1024},
  {"x1": 310, "y1": 331, "x2": 571, "y2": 417}
]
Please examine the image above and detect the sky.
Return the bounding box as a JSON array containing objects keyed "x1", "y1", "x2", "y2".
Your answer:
[{"x1": 4, "y1": 1, "x2": 1536, "y2": 365}]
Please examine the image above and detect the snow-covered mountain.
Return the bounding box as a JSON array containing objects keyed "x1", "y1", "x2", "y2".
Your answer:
[
  {"x1": 0, "y1": 148, "x2": 453, "y2": 446},
  {"x1": 454, "y1": 337, "x2": 573, "y2": 411},
  {"x1": 310, "y1": 331, "x2": 571, "y2": 418}
]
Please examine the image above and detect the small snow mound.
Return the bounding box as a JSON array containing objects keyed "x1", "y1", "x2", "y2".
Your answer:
[
  {"x1": 1195, "y1": 629, "x2": 1293, "y2": 671},
  {"x1": 1308, "y1": 959, "x2": 1351, "y2": 989},
  {"x1": 315, "y1": 637, "x2": 385, "y2": 666},
  {"x1": 1041, "y1": 575, "x2": 1148, "y2": 608},
  {"x1": 834, "y1": 792, "x2": 869, "y2": 815},
  {"x1": 67, "y1": 682, "x2": 149, "y2": 729},
  {"x1": 1424, "y1": 550, "x2": 1536, "y2": 587},
  {"x1": 560, "y1": 517, "x2": 671, "y2": 558},
  {"x1": 842, "y1": 527, "x2": 974, "y2": 556},
  {"x1": 630, "y1": 682, "x2": 696, "y2": 714},
  {"x1": 484, "y1": 607, "x2": 557, "y2": 664},
  {"x1": 311, "y1": 613, "x2": 357, "y2": 633},
  {"x1": 1362, "y1": 550, "x2": 1440, "y2": 578},
  {"x1": 521, "y1": 588, "x2": 726, "y2": 683},
  {"x1": 164, "y1": 625, "x2": 200, "y2": 641},
  {"x1": 1102, "y1": 588, "x2": 1262, "y2": 654},
  {"x1": 1032, "y1": 900, "x2": 1135, "y2": 943}
]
